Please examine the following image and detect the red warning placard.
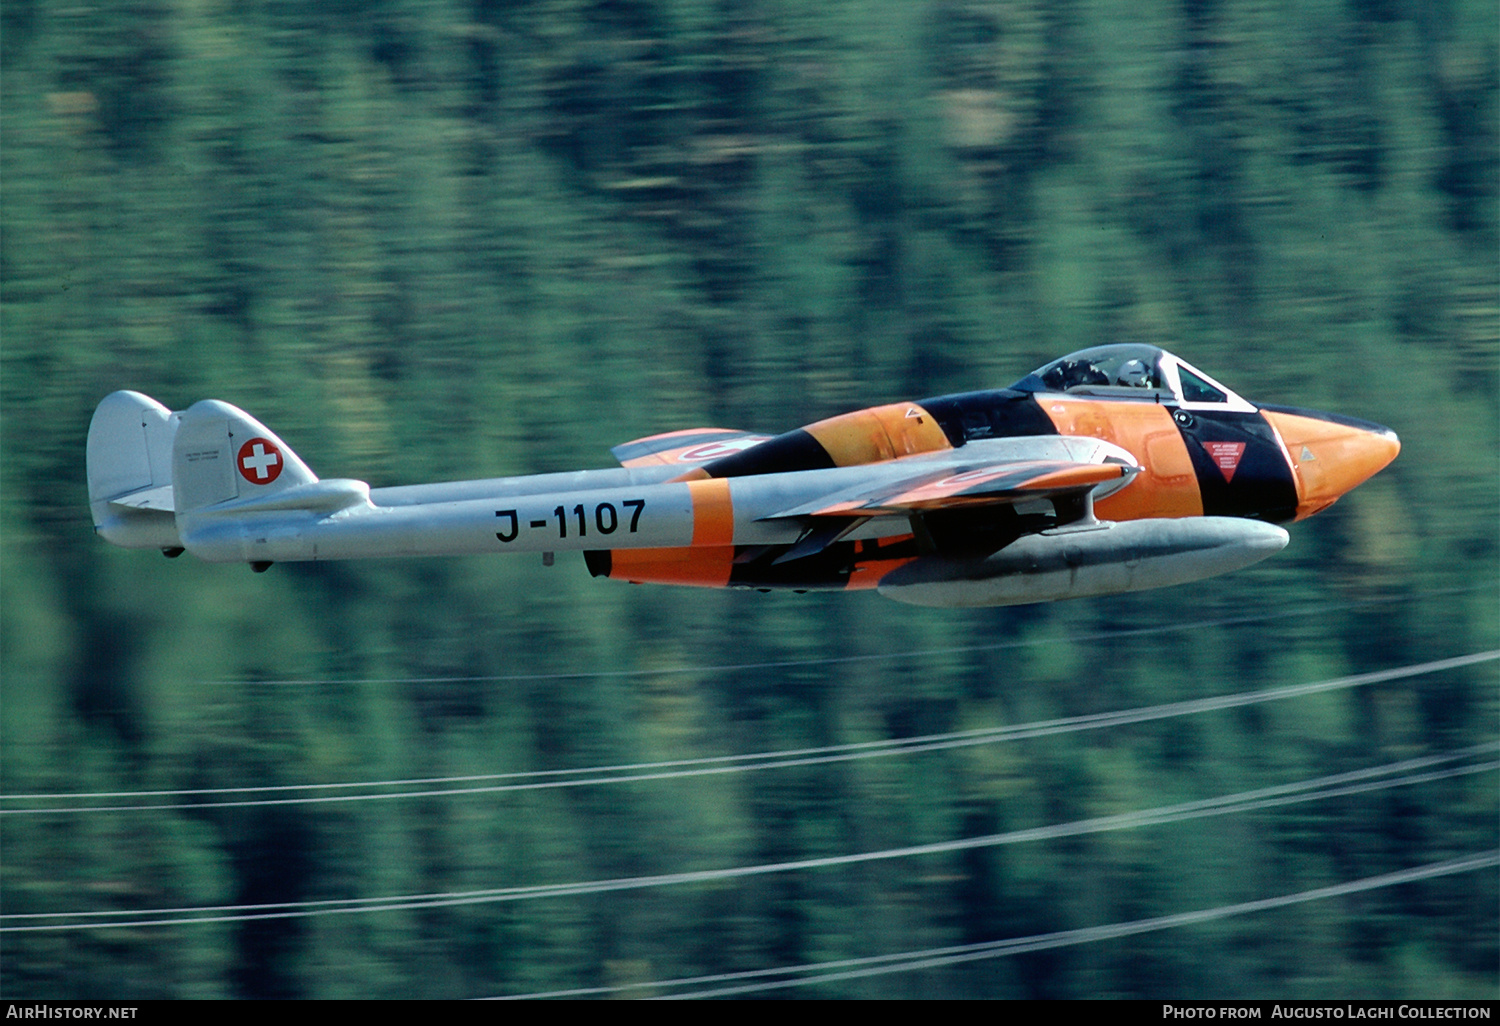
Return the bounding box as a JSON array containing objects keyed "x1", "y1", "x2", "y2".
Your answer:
[{"x1": 1201, "y1": 441, "x2": 1246, "y2": 482}]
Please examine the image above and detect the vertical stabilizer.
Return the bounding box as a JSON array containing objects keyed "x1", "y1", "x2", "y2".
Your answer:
[
  {"x1": 87, "y1": 391, "x2": 176, "y2": 504},
  {"x1": 86, "y1": 391, "x2": 181, "y2": 550},
  {"x1": 171, "y1": 399, "x2": 318, "y2": 515}
]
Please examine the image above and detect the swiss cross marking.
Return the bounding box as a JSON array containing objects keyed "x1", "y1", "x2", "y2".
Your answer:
[
  {"x1": 1201, "y1": 441, "x2": 1246, "y2": 483},
  {"x1": 237, "y1": 437, "x2": 283, "y2": 485}
]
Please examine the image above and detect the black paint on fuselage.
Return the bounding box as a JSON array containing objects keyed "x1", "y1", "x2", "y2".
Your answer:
[
  {"x1": 726, "y1": 535, "x2": 922, "y2": 590},
  {"x1": 702, "y1": 428, "x2": 837, "y2": 479},
  {"x1": 921, "y1": 388, "x2": 1060, "y2": 446},
  {"x1": 1173, "y1": 408, "x2": 1299, "y2": 522},
  {"x1": 611, "y1": 386, "x2": 1302, "y2": 589}
]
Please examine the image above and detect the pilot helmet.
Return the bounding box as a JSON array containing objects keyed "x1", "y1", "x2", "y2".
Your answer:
[{"x1": 1116, "y1": 359, "x2": 1151, "y2": 387}]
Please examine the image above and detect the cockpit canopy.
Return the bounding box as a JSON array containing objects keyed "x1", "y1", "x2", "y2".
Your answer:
[{"x1": 1012, "y1": 344, "x2": 1253, "y2": 410}]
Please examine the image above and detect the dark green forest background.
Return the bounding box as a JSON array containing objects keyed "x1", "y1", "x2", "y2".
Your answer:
[{"x1": 2, "y1": 0, "x2": 1496, "y2": 999}]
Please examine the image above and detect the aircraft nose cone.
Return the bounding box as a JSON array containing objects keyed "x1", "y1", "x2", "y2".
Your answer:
[
  {"x1": 1345, "y1": 419, "x2": 1401, "y2": 481},
  {"x1": 1261, "y1": 407, "x2": 1400, "y2": 519},
  {"x1": 1370, "y1": 423, "x2": 1400, "y2": 459}
]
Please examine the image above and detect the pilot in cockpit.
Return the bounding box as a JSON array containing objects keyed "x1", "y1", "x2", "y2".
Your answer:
[
  {"x1": 1042, "y1": 359, "x2": 1107, "y2": 390},
  {"x1": 1022, "y1": 344, "x2": 1171, "y2": 396},
  {"x1": 1116, "y1": 358, "x2": 1152, "y2": 388}
]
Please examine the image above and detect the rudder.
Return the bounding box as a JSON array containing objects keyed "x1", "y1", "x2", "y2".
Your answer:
[
  {"x1": 171, "y1": 399, "x2": 319, "y2": 514},
  {"x1": 87, "y1": 391, "x2": 180, "y2": 550}
]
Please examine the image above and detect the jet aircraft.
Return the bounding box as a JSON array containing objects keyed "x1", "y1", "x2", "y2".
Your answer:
[{"x1": 86, "y1": 345, "x2": 1399, "y2": 606}]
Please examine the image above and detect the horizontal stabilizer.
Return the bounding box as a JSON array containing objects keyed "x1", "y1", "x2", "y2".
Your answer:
[{"x1": 109, "y1": 484, "x2": 175, "y2": 512}]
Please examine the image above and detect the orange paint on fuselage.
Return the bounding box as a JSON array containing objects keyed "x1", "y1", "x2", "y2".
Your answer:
[
  {"x1": 609, "y1": 546, "x2": 736, "y2": 587},
  {"x1": 1036, "y1": 397, "x2": 1203, "y2": 520},
  {"x1": 688, "y1": 478, "x2": 735, "y2": 546},
  {"x1": 608, "y1": 394, "x2": 1396, "y2": 591},
  {"x1": 606, "y1": 479, "x2": 736, "y2": 586},
  {"x1": 802, "y1": 402, "x2": 952, "y2": 467},
  {"x1": 1261, "y1": 409, "x2": 1401, "y2": 520}
]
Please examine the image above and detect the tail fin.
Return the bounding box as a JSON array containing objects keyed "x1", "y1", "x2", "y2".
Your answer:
[
  {"x1": 90, "y1": 393, "x2": 371, "y2": 564},
  {"x1": 170, "y1": 399, "x2": 370, "y2": 565},
  {"x1": 171, "y1": 399, "x2": 318, "y2": 514},
  {"x1": 87, "y1": 391, "x2": 181, "y2": 550}
]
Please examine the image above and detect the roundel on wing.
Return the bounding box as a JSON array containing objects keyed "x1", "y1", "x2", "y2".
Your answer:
[
  {"x1": 237, "y1": 437, "x2": 284, "y2": 485},
  {"x1": 677, "y1": 437, "x2": 765, "y2": 462}
]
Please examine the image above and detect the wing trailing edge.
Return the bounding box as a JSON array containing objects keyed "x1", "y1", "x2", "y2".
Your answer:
[{"x1": 763, "y1": 459, "x2": 1135, "y2": 519}]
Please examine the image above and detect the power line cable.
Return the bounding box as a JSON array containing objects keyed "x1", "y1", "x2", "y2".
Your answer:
[
  {"x1": 4, "y1": 650, "x2": 1493, "y2": 815},
  {"x1": 4, "y1": 747, "x2": 1491, "y2": 932},
  {"x1": 643, "y1": 851, "x2": 1500, "y2": 1000}
]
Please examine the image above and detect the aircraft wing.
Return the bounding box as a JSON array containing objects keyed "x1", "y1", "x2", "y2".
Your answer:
[
  {"x1": 764, "y1": 459, "x2": 1133, "y2": 519},
  {"x1": 610, "y1": 428, "x2": 772, "y2": 468}
]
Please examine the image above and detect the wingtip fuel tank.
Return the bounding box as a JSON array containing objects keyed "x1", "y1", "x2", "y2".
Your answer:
[{"x1": 876, "y1": 517, "x2": 1290, "y2": 607}]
